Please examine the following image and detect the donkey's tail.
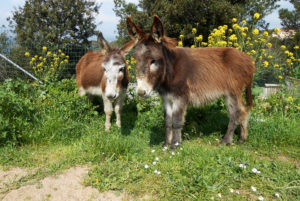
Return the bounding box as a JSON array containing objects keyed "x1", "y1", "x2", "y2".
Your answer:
[{"x1": 245, "y1": 82, "x2": 253, "y2": 109}]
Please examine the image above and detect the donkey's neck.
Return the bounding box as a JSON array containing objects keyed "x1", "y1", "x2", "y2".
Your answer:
[{"x1": 158, "y1": 45, "x2": 179, "y2": 94}]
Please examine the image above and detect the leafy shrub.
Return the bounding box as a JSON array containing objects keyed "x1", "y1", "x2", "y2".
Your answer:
[{"x1": 0, "y1": 79, "x2": 39, "y2": 145}]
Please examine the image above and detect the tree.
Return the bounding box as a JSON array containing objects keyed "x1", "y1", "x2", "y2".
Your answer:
[
  {"x1": 279, "y1": 0, "x2": 300, "y2": 31},
  {"x1": 8, "y1": 0, "x2": 101, "y2": 49},
  {"x1": 114, "y1": 0, "x2": 279, "y2": 45}
]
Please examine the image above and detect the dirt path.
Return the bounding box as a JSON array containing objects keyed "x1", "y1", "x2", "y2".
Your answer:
[{"x1": 0, "y1": 166, "x2": 133, "y2": 201}]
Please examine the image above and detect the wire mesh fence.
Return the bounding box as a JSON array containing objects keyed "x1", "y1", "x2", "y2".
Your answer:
[{"x1": 0, "y1": 38, "x2": 99, "y2": 82}]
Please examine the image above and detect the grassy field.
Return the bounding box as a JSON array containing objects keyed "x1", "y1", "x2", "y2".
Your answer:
[{"x1": 0, "y1": 78, "x2": 299, "y2": 200}]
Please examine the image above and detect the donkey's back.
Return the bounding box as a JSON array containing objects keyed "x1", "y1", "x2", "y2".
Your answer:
[
  {"x1": 177, "y1": 47, "x2": 255, "y2": 106},
  {"x1": 76, "y1": 51, "x2": 105, "y2": 96}
]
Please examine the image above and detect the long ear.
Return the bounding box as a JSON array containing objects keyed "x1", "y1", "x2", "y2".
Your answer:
[
  {"x1": 151, "y1": 15, "x2": 164, "y2": 43},
  {"x1": 120, "y1": 40, "x2": 135, "y2": 56},
  {"x1": 97, "y1": 32, "x2": 111, "y2": 53},
  {"x1": 126, "y1": 16, "x2": 145, "y2": 41}
]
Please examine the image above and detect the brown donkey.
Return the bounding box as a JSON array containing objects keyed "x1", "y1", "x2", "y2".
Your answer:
[
  {"x1": 127, "y1": 16, "x2": 256, "y2": 148},
  {"x1": 76, "y1": 32, "x2": 135, "y2": 131}
]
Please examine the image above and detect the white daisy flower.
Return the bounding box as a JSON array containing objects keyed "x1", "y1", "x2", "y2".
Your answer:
[
  {"x1": 180, "y1": 147, "x2": 183, "y2": 150},
  {"x1": 155, "y1": 157, "x2": 159, "y2": 161},
  {"x1": 144, "y1": 164, "x2": 149, "y2": 169},
  {"x1": 154, "y1": 170, "x2": 158, "y2": 174},
  {"x1": 157, "y1": 171, "x2": 161, "y2": 175},
  {"x1": 258, "y1": 195, "x2": 264, "y2": 201},
  {"x1": 217, "y1": 193, "x2": 222, "y2": 198},
  {"x1": 251, "y1": 186, "x2": 257, "y2": 192},
  {"x1": 151, "y1": 149, "x2": 155, "y2": 153},
  {"x1": 235, "y1": 191, "x2": 240, "y2": 194},
  {"x1": 274, "y1": 193, "x2": 280, "y2": 198},
  {"x1": 239, "y1": 164, "x2": 246, "y2": 169},
  {"x1": 252, "y1": 168, "x2": 259, "y2": 173},
  {"x1": 152, "y1": 161, "x2": 157, "y2": 165},
  {"x1": 171, "y1": 152, "x2": 175, "y2": 155},
  {"x1": 229, "y1": 188, "x2": 234, "y2": 193},
  {"x1": 174, "y1": 142, "x2": 179, "y2": 146}
]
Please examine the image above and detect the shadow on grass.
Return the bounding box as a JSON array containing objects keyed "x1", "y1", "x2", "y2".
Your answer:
[
  {"x1": 120, "y1": 101, "x2": 138, "y2": 136},
  {"x1": 87, "y1": 94, "x2": 104, "y2": 115},
  {"x1": 148, "y1": 101, "x2": 231, "y2": 146}
]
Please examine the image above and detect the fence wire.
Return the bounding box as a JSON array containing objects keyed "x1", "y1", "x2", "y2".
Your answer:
[{"x1": 0, "y1": 39, "x2": 99, "y2": 82}]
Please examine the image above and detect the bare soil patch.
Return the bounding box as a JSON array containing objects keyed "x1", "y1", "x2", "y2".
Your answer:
[{"x1": 0, "y1": 166, "x2": 138, "y2": 201}]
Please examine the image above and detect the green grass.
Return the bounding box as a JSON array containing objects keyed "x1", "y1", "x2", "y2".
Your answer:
[{"x1": 0, "y1": 79, "x2": 299, "y2": 200}]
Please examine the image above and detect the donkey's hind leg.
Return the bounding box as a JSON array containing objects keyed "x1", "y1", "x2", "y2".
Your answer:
[
  {"x1": 221, "y1": 93, "x2": 241, "y2": 145},
  {"x1": 238, "y1": 106, "x2": 249, "y2": 143}
]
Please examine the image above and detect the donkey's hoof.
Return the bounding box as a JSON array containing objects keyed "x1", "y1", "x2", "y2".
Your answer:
[
  {"x1": 220, "y1": 139, "x2": 232, "y2": 146},
  {"x1": 238, "y1": 138, "x2": 246, "y2": 143}
]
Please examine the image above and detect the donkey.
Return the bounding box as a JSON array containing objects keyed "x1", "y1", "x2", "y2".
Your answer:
[
  {"x1": 76, "y1": 32, "x2": 135, "y2": 131},
  {"x1": 127, "y1": 16, "x2": 256, "y2": 148}
]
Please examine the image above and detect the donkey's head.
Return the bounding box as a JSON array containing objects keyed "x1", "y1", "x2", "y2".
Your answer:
[
  {"x1": 98, "y1": 32, "x2": 135, "y2": 100},
  {"x1": 126, "y1": 15, "x2": 176, "y2": 97}
]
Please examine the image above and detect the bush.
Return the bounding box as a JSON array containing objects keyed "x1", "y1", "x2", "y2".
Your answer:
[{"x1": 0, "y1": 79, "x2": 39, "y2": 145}]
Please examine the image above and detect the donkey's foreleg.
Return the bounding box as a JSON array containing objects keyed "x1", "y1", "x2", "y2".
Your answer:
[
  {"x1": 171, "y1": 101, "x2": 186, "y2": 149},
  {"x1": 163, "y1": 100, "x2": 173, "y2": 147},
  {"x1": 114, "y1": 90, "x2": 126, "y2": 128},
  {"x1": 103, "y1": 97, "x2": 113, "y2": 131}
]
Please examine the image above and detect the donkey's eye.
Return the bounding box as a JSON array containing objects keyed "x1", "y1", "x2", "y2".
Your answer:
[{"x1": 119, "y1": 67, "x2": 124, "y2": 72}]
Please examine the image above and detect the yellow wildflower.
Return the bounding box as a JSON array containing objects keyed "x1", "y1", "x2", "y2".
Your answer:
[
  {"x1": 196, "y1": 35, "x2": 203, "y2": 42},
  {"x1": 232, "y1": 24, "x2": 239, "y2": 29},
  {"x1": 251, "y1": 50, "x2": 256, "y2": 54},
  {"x1": 268, "y1": 55, "x2": 273, "y2": 59},
  {"x1": 191, "y1": 45, "x2": 195, "y2": 48},
  {"x1": 179, "y1": 34, "x2": 184, "y2": 39},
  {"x1": 267, "y1": 43, "x2": 272, "y2": 48},
  {"x1": 274, "y1": 28, "x2": 280, "y2": 34},
  {"x1": 281, "y1": 45, "x2": 286, "y2": 50},
  {"x1": 252, "y1": 29, "x2": 259, "y2": 35},
  {"x1": 229, "y1": 34, "x2": 237, "y2": 41},
  {"x1": 192, "y1": 28, "x2": 197, "y2": 34},
  {"x1": 25, "y1": 52, "x2": 30, "y2": 57},
  {"x1": 201, "y1": 42, "x2": 207, "y2": 46},
  {"x1": 242, "y1": 20, "x2": 247, "y2": 24},
  {"x1": 47, "y1": 51, "x2": 52, "y2": 56},
  {"x1": 42, "y1": 46, "x2": 47, "y2": 51},
  {"x1": 263, "y1": 31, "x2": 269, "y2": 36},
  {"x1": 178, "y1": 41, "x2": 183, "y2": 47},
  {"x1": 232, "y1": 18, "x2": 237, "y2": 23},
  {"x1": 228, "y1": 29, "x2": 233, "y2": 33},
  {"x1": 263, "y1": 61, "x2": 269, "y2": 67},
  {"x1": 253, "y1": 13, "x2": 260, "y2": 19},
  {"x1": 294, "y1": 45, "x2": 299, "y2": 50},
  {"x1": 278, "y1": 75, "x2": 283, "y2": 79}
]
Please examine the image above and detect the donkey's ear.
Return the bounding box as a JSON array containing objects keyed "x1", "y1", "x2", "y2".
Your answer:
[
  {"x1": 151, "y1": 15, "x2": 164, "y2": 43},
  {"x1": 97, "y1": 32, "x2": 111, "y2": 53},
  {"x1": 120, "y1": 40, "x2": 135, "y2": 56},
  {"x1": 126, "y1": 16, "x2": 145, "y2": 41}
]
